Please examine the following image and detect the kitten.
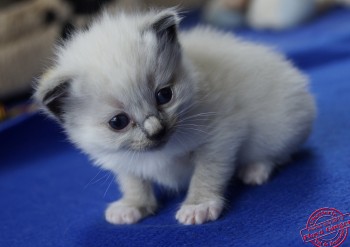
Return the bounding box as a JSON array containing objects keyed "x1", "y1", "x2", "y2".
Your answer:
[{"x1": 34, "y1": 8, "x2": 316, "y2": 225}]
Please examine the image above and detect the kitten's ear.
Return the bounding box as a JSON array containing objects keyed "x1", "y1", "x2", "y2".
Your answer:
[
  {"x1": 150, "y1": 9, "x2": 182, "y2": 79},
  {"x1": 34, "y1": 69, "x2": 71, "y2": 122},
  {"x1": 151, "y1": 9, "x2": 181, "y2": 44}
]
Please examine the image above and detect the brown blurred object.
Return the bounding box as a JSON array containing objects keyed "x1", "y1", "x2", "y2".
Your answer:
[
  {"x1": 0, "y1": 101, "x2": 38, "y2": 122},
  {"x1": 223, "y1": 0, "x2": 249, "y2": 11},
  {"x1": 143, "y1": 0, "x2": 207, "y2": 8},
  {"x1": 0, "y1": 0, "x2": 72, "y2": 100}
]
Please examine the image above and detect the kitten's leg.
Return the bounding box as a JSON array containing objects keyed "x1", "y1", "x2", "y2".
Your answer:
[
  {"x1": 105, "y1": 174, "x2": 157, "y2": 224},
  {"x1": 238, "y1": 161, "x2": 275, "y2": 185},
  {"x1": 175, "y1": 154, "x2": 235, "y2": 225}
]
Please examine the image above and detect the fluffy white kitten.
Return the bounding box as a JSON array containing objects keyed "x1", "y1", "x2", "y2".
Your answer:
[{"x1": 34, "y1": 8, "x2": 315, "y2": 225}]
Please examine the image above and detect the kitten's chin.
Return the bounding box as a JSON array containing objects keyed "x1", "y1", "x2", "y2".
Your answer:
[
  {"x1": 128, "y1": 128, "x2": 177, "y2": 152},
  {"x1": 128, "y1": 139, "x2": 168, "y2": 152},
  {"x1": 127, "y1": 135, "x2": 170, "y2": 152}
]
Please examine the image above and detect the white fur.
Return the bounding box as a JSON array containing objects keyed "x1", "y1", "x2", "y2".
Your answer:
[{"x1": 35, "y1": 9, "x2": 316, "y2": 225}]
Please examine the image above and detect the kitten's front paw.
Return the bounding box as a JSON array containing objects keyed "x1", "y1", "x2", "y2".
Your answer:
[
  {"x1": 238, "y1": 161, "x2": 273, "y2": 185},
  {"x1": 175, "y1": 200, "x2": 223, "y2": 225},
  {"x1": 105, "y1": 201, "x2": 155, "y2": 224}
]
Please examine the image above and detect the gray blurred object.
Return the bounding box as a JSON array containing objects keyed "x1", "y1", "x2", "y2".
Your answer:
[
  {"x1": 203, "y1": 0, "x2": 247, "y2": 28},
  {"x1": 203, "y1": 0, "x2": 350, "y2": 30},
  {"x1": 247, "y1": 0, "x2": 316, "y2": 30}
]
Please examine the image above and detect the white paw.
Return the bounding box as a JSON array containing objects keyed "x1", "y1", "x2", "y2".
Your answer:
[
  {"x1": 239, "y1": 162, "x2": 273, "y2": 185},
  {"x1": 105, "y1": 202, "x2": 143, "y2": 224},
  {"x1": 175, "y1": 200, "x2": 223, "y2": 225}
]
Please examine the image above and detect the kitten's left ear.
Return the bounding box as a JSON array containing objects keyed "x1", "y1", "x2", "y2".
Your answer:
[
  {"x1": 34, "y1": 69, "x2": 71, "y2": 122},
  {"x1": 151, "y1": 9, "x2": 181, "y2": 44},
  {"x1": 150, "y1": 9, "x2": 182, "y2": 77}
]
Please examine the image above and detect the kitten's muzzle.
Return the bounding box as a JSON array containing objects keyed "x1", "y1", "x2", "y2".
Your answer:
[
  {"x1": 147, "y1": 126, "x2": 167, "y2": 142},
  {"x1": 142, "y1": 115, "x2": 167, "y2": 142}
]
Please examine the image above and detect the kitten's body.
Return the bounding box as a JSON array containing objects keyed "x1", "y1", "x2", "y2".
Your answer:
[{"x1": 35, "y1": 9, "x2": 315, "y2": 225}]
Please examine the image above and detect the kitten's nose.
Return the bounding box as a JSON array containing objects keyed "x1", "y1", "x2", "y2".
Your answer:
[
  {"x1": 143, "y1": 116, "x2": 166, "y2": 141},
  {"x1": 149, "y1": 127, "x2": 167, "y2": 141}
]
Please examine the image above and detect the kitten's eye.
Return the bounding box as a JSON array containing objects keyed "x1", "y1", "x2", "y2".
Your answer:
[
  {"x1": 109, "y1": 113, "x2": 130, "y2": 130},
  {"x1": 156, "y1": 87, "x2": 172, "y2": 105}
]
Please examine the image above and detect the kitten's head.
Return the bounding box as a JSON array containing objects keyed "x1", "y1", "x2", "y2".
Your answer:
[{"x1": 34, "y1": 9, "x2": 198, "y2": 156}]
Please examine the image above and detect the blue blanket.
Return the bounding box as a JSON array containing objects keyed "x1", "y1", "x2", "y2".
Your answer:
[{"x1": 1, "y1": 7, "x2": 350, "y2": 247}]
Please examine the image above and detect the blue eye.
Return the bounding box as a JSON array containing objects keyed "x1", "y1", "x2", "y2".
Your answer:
[
  {"x1": 109, "y1": 113, "x2": 130, "y2": 130},
  {"x1": 156, "y1": 87, "x2": 173, "y2": 105}
]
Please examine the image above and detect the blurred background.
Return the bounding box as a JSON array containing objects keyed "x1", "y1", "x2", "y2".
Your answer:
[{"x1": 0, "y1": 0, "x2": 349, "y2": 123}]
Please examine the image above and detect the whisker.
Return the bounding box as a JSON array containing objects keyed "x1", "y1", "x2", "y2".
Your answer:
[
  {"x1": 179, "y1": 126, "x2": 208, "y2": 134},
  {"x1": 174, "y1": 134, "x2": 187, "y2": 150},
  {"x1": 104, "y1": 173, "x2": 115, "y2": 198},
  {"x1": 90, "y1": 172, "x2": 110, "y2": 185},
  {"x1": 84, "y1": 169, "x2": 103, "y2": 190},
  {"x1": 176, "y1": 100, "x2": 200, "y2": 118},
  {"x1": 178, "y1": 112, "x2": 217, "y2": 123},
  {"x1": 176, "y1": 117, "x2": 212, "y2": 126},
  {"x1": 129, "y1": 150, "x2": 137, "y2": 166},
  {"x1": 180, "y1": 132, "x2": 198, "y2": 144},
  {"x1": 177, "y1": 127, "x2": 205, "y2": 138},
  {"x1": 102, "y1": 172, "x2": 112, "y2": 186},
  {"x1": 175, "y1": 123, "x2": 208, "y2": 128}
]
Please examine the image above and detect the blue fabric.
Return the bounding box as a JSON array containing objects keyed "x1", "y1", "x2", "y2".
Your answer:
[{"x1": 1, "y1": 7, "x2": 350, "y2": 247}]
